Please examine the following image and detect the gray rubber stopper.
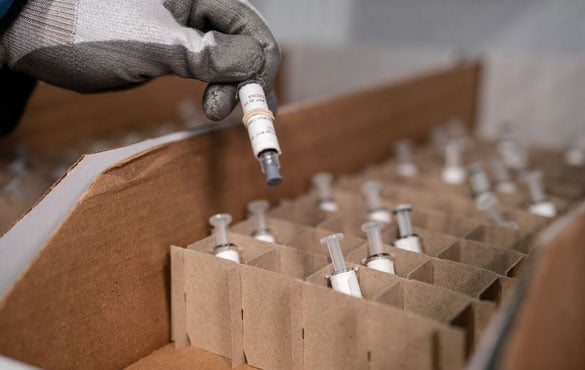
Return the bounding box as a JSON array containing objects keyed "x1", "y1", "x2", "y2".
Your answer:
[{"x1": 265, "y1": 163, "x2": 282, "y2": 186}]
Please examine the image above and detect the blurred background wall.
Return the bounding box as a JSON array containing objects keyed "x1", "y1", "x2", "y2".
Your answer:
[{"x1": 252, "y1": 0, "x2": 585, "y2": 149}]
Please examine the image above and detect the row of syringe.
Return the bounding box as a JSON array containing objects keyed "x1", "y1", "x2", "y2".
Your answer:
[{"x1": 206, "y1": 188, "x2": 424, "y2": 299}]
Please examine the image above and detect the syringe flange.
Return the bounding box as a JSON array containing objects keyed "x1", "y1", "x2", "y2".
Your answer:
[
  {"x1": 364, "y1": 253, "x2": 395, "y2": 274},
  {"x1": 251, "y1": 229, "x2": 276, "y2": 243},
  {"x1": 367, "y1": 207, "x2": 392, "y2": 223},
  {"x1": 393, "y1": 235, "x2": 423, "y2": 253},
  {"x1": 326, "y1": 267, "x2": 363, "y2": 298},
  {"x1": 212, "y1": 243, "x2": 240, "y2": 263}
]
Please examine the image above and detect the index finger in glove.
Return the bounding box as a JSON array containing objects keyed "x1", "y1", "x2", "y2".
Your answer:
[{"x1": 187, "y1": 0, "x2": 281, "y2": 91}]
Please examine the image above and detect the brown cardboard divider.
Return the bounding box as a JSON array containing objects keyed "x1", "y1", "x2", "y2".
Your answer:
[
  {"x1": 187, "y1": 233, "x2": 276, "y2": 264},
  {"x1": 438, "y1": 239, "x2": 525, "y2": 276},
  {"x1": 316, "y1": 214, "x2": 393, "y2": 239},
  {"x1": 382, "y1": 226, "x2": 457, "y2": 257},
  {"x1": 406, "y1": 206, "x2": 481, "y2": 238},
  {"x1": 374, "y1": 280, "x2": 495, "y2": 353},
  {"x1": 345, "y1": 243, "x2": 429, "y2": 278},
  {"x1": 283, "y1": 228, "x2": 365, "y2": 257},
  {"x1": 230, "y1": 217, "x2": 312, "y2": 245},
  {"x1": 300, "y1": 281, "x2": 468, "y2": 370},
  {"x1": 172, "y1": 247, "x2": 239, "y2": 358},
  {"x1": 464, "y1": 224, "x2": 532, "y2": 253},
  {"x1": 501, "y1": 205, "x2": 550, "y2": 234},
  {"x1": 269, "y1": 200, "x2": 330, "y2": 227},
  {"x1": 545, "y1": 178, "x2": 585, "y2": 201},
  {"x1": 237, "y1": 265, "x2": 302, "y2": 370},
  {"x1": 245, "y1": 244, "x2": 330, "y2": 280},
  {"x1": 528, "y1": 147, "x2": 585, "y2": 184},
  {"x1": 406, "y1": 258, "x2": 508, "y2": 303}
]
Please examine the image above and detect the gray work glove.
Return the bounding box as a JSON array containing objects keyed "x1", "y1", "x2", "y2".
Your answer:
[{"x1": 0, "y1": 0, "x2": 280, "y2": 121}]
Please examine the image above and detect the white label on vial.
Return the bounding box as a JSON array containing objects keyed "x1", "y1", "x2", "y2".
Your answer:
[
  {"x1": 247, "y1": 114, "x2": 281, "y2": 156},
  {"x1": 239, "y1": 83, "x2": 268, "y2": 113}
]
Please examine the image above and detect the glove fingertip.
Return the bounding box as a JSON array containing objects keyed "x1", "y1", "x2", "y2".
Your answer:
[{"x1": 202, "y1": 84, "x2": 238, "y2": 121}]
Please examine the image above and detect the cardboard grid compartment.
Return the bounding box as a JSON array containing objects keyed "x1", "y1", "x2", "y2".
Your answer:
[{"x1": 171, "y1": 138, "x2": 582, "y2": 370}]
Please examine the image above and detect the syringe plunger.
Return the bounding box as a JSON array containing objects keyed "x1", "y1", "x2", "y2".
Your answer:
[
  {"x1": 468, "y1": 163, "x2": 491, "y2": 197},
  {"x1": 248, "y1": 200, "x2": 269, "y2": 232},
  {"x1": 491, "y1": 158, "x2": 511, "y2": 182},
  {"x1": 321, "y1": 233, "x2": 347, "y2": 274},
  {"x1": 523, "y1": 171, "x2": 546, "y2": 203},
  {"x1": 475, "y1": 193, "x2": 518, "y2": 228},
  {"x1": 361, "y1": 180, "x2": 383, "y2": 210},
  {"x1": 393, "y1": 204, "x2": 414, "y2": 238},
  {"x1": 209, "y1": 213, "x2": 232, "y2": 246},
  {"x1": 362, "y1": 221, "x2": 385, "y2": 256},
  {"x1": 395, "y1": 140, "x2": 413, "y2": 163},
  {"x1": 445, "y1": 141, "x2": 462, "y2": 167},
  {"x1": 312, "y1": 172, "x2": 334, "y2": 200}
]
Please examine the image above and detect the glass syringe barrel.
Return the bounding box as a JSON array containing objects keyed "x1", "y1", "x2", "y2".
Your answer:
[
  {"x1": 238, "y1": 83, "x2": 282, "y2": 187},
  {"x1": 321, "y1": 233, "x2": 347, "y2": 274}
]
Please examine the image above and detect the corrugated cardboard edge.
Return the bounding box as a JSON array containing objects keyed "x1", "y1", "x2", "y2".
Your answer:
[
  {"x1": 170, "y1": 246, "x2": 187, "y2": 347},
  {"x1": 229, "y1": 269, "x2": 245, "y2": 368}
]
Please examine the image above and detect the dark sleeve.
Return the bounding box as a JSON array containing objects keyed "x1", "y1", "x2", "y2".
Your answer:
[
  {"x1": 0, "y1": 0, "x2": 15, "y2": 17},
  {"x1": 0, "y1": 0, "x2": 26, "y2": 33},
  {"x1": 0, "y1": 68, "x2": 37, "y2": 136},
  {"x1": 0, "y1": 0, "x2": 35, "y2": 136}
]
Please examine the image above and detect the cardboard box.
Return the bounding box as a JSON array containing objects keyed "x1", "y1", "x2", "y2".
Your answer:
[{"x1": 1, "y1": 62, "x2": 583, "y2": 370}]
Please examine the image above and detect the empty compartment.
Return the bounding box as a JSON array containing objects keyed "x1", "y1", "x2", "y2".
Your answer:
[
  {"x1": 546, "y1": 178, "x2": 585, "y2": 201},
  {"x1": 464, "y1": 224, "x2": 533, "y2": 253},
  {"x1": 407, "y1": 207, "x2": 480, "y2": 238},
  {"x1": 284, "y1": 228, "x2": 364, "y2": 257},
  {"x1": 438, "y1": 239, "x2": 525, "y2": 276},
  {"x1": 246, "y1": 244, "x2": 330, "y2": 280},
  {"x1": 231, "y1": 217, "x2": 311, "y2": 245},
  {"x1": 269, "y1": 199, "x2": 330, "y2": 227},
  {"x1": 317, "y1": 214, "x2": 393, "y2": 239},
  {"x1": 407, "y1": 258, "x2": 507, "y2": 303},
  {"x1": 374, "y1": 280, "x2": 495, "y2": 353}
]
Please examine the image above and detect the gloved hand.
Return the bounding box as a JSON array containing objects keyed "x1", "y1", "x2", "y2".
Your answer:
[{"x1": 0, "y1": 0, "x2": 280, "y2": 121}]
